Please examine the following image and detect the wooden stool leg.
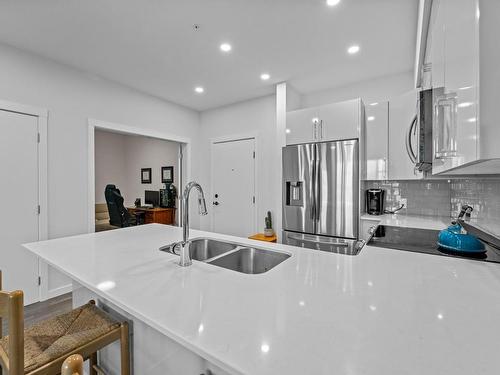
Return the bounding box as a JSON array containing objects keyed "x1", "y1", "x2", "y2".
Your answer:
[
  {"x1": 62, "y1": 354, "x2": 84, "y2": 375},
  {"x1": 89, "y1": 352, "x2": 98, "y2": 375},
  {"x1": 120, "y1": 322, "x2": 130, "y2": 375}
]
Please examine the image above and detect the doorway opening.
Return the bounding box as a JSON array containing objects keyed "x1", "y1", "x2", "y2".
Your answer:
[{"x1": 88, "y1": 119, "x2": 191, "y2": 233}]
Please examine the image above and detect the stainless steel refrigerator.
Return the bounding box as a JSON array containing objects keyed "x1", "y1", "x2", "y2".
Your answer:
[{"x1": 282, "y1": 139, "x2": 362, "y2": 255}]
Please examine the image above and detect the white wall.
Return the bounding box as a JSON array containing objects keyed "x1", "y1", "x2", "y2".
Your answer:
[
  {"x1": 121, "y1": 135, "x2": 180, "y2": 207},
  {"x1": 94, "y1": 130, "x2": 127, "y2": 203},
  {"x1": 95, "y1": 130, "x2": 180, "y2": 208},
  {"x1": 199, "y1": 95, "x2": 278, "y2": 233},
  {"x1": 0, "y1": 43, "x2": 200, "y2": 296},
  {"x1": 301, "y1": 71, "x2": 414, "y2": 108}
]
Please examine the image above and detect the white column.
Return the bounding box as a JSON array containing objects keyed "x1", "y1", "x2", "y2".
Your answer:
[{"x1": 275, "y1": 83, "x2": 287, "y2": 241}]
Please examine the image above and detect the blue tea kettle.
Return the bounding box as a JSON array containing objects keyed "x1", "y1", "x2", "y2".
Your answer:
[{"x1": 437, "y1": 205, "x2": 486, "y2": 254}]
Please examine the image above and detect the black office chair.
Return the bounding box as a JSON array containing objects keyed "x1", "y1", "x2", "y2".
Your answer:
[{"x1": 104, "y1": 185, "x2": 144, "y2": 227}]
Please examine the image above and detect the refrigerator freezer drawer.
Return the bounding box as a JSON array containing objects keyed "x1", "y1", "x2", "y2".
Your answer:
[{"x1": 283, "y1": 231, "x2": 364, "y2": 256}]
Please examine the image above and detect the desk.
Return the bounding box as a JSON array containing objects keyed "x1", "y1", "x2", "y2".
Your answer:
[{"x1": 127, "y1": 207, "x2": 176, "y2": 225}]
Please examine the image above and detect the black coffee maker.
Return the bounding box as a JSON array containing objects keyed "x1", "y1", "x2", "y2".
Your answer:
[{"x1": 366, "y1": 189, "x2": 385, "y2": 215}]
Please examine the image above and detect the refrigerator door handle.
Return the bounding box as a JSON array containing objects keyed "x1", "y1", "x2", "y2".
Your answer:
[
  {"x1": 315, "y1": 144, "x2": 321, "y2": 222},
  {"x1": 310, "y1": 145, "x2": 316, "y2": 224}
]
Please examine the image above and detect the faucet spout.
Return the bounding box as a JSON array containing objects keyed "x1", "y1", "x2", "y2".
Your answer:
[{"x1": 179, "y1": 181, "x2": 208, "y2": 267}]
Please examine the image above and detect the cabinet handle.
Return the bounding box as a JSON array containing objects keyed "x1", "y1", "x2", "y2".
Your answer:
[
  {"x1": 312, "y1": 118, "x2": 320, "y2": 140},
  {"x1": 433, "y1": 93, "x2": 458, "y2": 159}
]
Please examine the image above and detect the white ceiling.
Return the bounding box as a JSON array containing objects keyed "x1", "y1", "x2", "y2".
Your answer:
[{"x1": 0, "y1": 0, "x2": 418, "y2": 111}]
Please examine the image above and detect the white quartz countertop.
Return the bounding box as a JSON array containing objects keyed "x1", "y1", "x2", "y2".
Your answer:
[
  {"x1": 24, "y1": 224, "x2": 500, "y2": 375},
  {"x1": 361, "y1": 213, "x2": 451, "y2": 230}
]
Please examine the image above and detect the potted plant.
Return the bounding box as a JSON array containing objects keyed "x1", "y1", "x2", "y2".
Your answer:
[{"x1": 264, "y1": 211, "x2": 274, "y2": 237}]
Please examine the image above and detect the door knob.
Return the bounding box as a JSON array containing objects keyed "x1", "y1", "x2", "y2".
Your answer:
[{"x1": 213, "y1": 202, "x2": 219, "y2": 206}]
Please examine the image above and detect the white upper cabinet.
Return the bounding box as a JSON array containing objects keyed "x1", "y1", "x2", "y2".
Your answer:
[
  {"x1": 319, "y1": 99, "x2": 363, "y2": 142},
  {"x1": 428, "y1": 0, "x2": 479, "y2": 174},
  {"x1": 388, "y1": 90, "x2": 424, "y2": 180},
  {"x1": 426, "y1": 0, "x2": 500, "y2": 174},
  {"x1": 427, "y1": 0, "x2": 446, "y2": 89},
  {"x1": 365, "y1": 102, "x2": 388, "y2": 180},
  {"x1": 285, "y1": 106, "x2": 320, "y2": 145},
  {"x1": 286, "y1": 98, "x2": 363, "y2": 145}
]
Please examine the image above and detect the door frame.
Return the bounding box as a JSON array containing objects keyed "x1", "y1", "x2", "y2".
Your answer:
[
  {"x1": 0, "y1": 99, "x2": 48, "y2": 302},
  {"x1": 209, "y1": 133, "x2": 258, "y2": 235},
  {"x1": 87, "y1": 118, "x2": 192, "y2": 233}
]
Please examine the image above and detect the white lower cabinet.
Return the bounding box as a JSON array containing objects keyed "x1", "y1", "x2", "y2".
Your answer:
[
  {"x1": 388, "y1": 90, "x2": 424, "y2": 180},
  {"x1": 365, "y1": 102, "x2": 388, "y2": 180},
  {"x1": 72, "y1": 282, "x2": 232, "y2": 375}
]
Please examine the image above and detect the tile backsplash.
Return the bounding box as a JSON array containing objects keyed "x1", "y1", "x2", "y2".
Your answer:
[{"x1": 363, "y1": 178, "x2": 500, "y2": 220}]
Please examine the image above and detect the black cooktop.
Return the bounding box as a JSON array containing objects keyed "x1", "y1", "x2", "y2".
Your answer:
[{"x1": 368, "y1": 225, "x2": 500, "y2": 264}]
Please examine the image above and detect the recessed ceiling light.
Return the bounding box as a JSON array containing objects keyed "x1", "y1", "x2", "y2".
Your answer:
[
  {"x1": 194, "y1": 86, "x2": 204, "y2": 94},
  {"x1": 458, "y1": 102, "x2": 473, "y2": 108},
  {"x1": 285, "y1": 128, "x2": 291, "y2": 134},
  {"x1": 370, "y1": 102, "x2": 379, "y2": 106},
  {"x1": 220, "y1": 43, "x2": 232, "y2": 52},
  {"x1": 347, "y1": 45, "x2": 360, "y2": 54},
  {"x1": 260, "y1": 73, "x2": 271, "y2": 81},
  {"x1": 467, "y1": 117, "x2": 476, "y2": 123},
  {"x1": 367, "y1": 116, "x2": 375, "y2": 121},
  {"x1": 326, "y1": 0, "x2": 341, "y2": 6}
]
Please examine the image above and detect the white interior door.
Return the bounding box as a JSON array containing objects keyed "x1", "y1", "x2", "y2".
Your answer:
[
  {"x1": 0, "y1": 110, "x2": 40, "y2": 305},
  {"x1": 212, "y1": 138, "x2": 255, "y2": 237}
]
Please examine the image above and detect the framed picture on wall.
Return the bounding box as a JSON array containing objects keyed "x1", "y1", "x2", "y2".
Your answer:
[
  {"x1": 161, "y1": 166, "x2": 174, "y2": 183},
  {"x1": 141, "y1": 168, "x2": 152, "y2": 184}
]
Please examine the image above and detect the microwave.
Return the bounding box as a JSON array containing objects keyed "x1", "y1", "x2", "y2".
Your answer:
[{"x1": 406, "y1": 87, "x2": 444, "y2": 172}]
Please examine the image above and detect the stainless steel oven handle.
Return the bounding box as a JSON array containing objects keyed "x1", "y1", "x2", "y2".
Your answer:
[{"x1": 287, "y1": 234, "x2": 349, "y2": 247}]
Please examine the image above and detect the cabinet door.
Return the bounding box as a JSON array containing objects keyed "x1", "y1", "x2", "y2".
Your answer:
[
  {"x1": 433, "y1": 0, "x2": 479, "y2": 174},
  {"x1": 388, "y1": 91, "x2": 424, "y2": 180},
  {"x1": 319, "y1": 99, "x2": 360, "y2": 142},
  {"x1": 286, "y1": 107, "x2": 319, "y2": 145},
  {"x1": 428, "y1": 0, "x2": 446, "y2": 89},
  {"x1": 365, "y1": 102, "x2": 388, "y2": 180}
]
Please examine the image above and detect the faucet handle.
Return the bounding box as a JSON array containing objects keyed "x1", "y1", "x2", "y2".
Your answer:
[{"x1": 198, "y1": 193, "x2": 208, "y2": 215}]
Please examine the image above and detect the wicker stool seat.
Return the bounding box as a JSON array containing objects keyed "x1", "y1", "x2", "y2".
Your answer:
[
  {"x1": 0, "y1": 303, "x2": 119, "y2": 373},
  {"x1": 0, "y1": 271, "x2": 130, "y2": 375}
]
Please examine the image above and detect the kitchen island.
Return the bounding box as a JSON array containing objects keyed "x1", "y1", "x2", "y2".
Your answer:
[{"x1": 24, "y1": 224, "x2": 500, "y2": 375}]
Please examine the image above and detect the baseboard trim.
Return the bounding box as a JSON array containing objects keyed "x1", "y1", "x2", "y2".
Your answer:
[{"x1": 47, "y1": 284, "x2": 73, "y2": 299}]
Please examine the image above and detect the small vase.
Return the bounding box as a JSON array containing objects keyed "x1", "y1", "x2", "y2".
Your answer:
[{"x1": 264, "y1": 228, "x2": 274, "y2": 237}]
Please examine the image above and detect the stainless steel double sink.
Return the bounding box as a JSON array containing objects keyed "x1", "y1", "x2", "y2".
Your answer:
[{"x1": 160, "y1": 238, "x2": 291, "y2": 274}]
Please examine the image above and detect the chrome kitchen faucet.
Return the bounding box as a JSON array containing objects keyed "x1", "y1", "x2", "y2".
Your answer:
[{"x1": 178, "y1": 181, "x2": 208, "y2": 266}]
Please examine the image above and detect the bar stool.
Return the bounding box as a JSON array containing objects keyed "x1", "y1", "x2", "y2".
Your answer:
[
  {"x1": 0, "y1": 271, "x2": 130, "y2": 375},
  {"x1": 61, "y1": 355, "x2": 83, "y2": 375}
]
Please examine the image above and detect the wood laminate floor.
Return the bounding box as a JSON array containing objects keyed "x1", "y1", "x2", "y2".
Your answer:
[{"x1": 1, "y1": 293, "x2": 73, "y2": 335}]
